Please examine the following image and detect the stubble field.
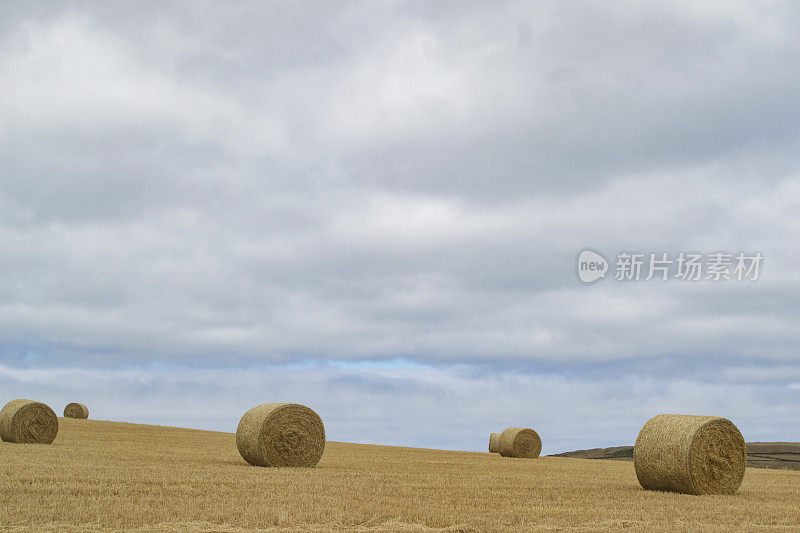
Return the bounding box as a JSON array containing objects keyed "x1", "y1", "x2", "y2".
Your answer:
[{"x1": 1, "y1": 418, "x2": 799, "y2": 531}]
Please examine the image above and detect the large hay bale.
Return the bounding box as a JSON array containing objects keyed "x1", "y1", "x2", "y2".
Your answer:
[
  {"x1": 488, "y1": 432, "x2": 501, "y2": 453},
  {"x1": 498, "y1": 427, "x2": 541, "y2": 458},
  {"x1": 236, "y1": 403, "x2": 325, "y2": 467},
  {"x1": 634, "y1": 414, "x2": 746, "y2": 495},
  {"x1": 63, "y1": 402, "x2": 89, "y2": 419},
  {"x1": 0, "y1": 399, "x2": 59, "y2": 444}
]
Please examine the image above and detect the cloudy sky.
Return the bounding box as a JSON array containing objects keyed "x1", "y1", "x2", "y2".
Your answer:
[{"x1": 1, "y1": 1, "x2": 798, "y2": 453}]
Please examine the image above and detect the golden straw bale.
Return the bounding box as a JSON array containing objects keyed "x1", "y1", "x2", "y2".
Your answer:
[
  {"x1": 236, "y1": 403, "x2": 325, "y2": 467},
  {"x1": 498, "y1": 427, "x2": 541, "y2": 458},
  {"x1": 488, "y1": 432, "x2": 501, "y2": 453},
  {"x1": 0, "y1": 399, "x2": 59, "y2": 444},
  {"x1": 63, "y1": 402, "x2": 89, "y2": 419},
  {"x1": 634, "y1": 414, "x2": 746, "y2": 495}
]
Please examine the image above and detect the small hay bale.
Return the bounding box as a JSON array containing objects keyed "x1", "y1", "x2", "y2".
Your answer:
[
  {"x1": 634, "y1": 414, "x2": 746, "y2": 495},
  {"x1": 498, "y1": 426, "x2": 541, "y2": 458},
  {"x1": 0, "y1": 399, "x2": 59, "y2": 444},
  {"x1": 63, "y1": 402, "x2": 89, "y2": 419},
  {"x1": 236, "y1": 403, "x2": 325, "y2": 467},
  {"x1": 488, "y1": 432, "x2": 501, "y2": 453}
]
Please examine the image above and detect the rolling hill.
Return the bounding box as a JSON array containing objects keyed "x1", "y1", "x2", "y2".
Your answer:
[{"x1": 553, "y1": 442, "x2": 800, "y2": 470}]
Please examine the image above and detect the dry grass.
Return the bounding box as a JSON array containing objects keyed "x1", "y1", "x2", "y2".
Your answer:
[{"x1": 1, "y1": 418, "x2": 799, "y2": 531}]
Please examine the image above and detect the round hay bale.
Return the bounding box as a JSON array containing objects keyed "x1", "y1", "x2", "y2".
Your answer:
[
  {"x1": 236, "y1": 403, "x2": 325, "y2": 467},
  {"x1": 0, "y1": 399, "x2": 59, "y2": 444},
  {"x1": 63, "y1": 402, "x2": 89, "y2": 419},
  {"x1": 634, "y1": 414, "x2": 746, "y2": 495},
  {"x1": 488, "y1": 432, "x2": 502, "y2": 453},
  {"x1": 498, "y1": 427, "x2": 541, "y2": 458}
]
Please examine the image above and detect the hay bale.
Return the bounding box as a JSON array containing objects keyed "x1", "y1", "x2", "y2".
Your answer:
[
  {"x1": 488, "y1": 432, "x2": 501, "y2": 453},
  {"x1": 63, "y1": 402, "x2": 89, "y2": 419},
  {"x1": 634, "y1": 414, "x2": 746, "y2": 495},
  {"x1": 0, "y1": 399, "x2": 59, "y2": 444},
  {"x1": 498, "y1": 427, "x2": 541, "y2": 458},
  {"x1": 236, "y1": 403, "x2": 325, "y2": 467}
]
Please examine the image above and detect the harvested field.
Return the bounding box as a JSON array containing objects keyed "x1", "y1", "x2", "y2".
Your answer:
[{"x1": 1, "y1": 418, "x2": 799, "y2": 531}]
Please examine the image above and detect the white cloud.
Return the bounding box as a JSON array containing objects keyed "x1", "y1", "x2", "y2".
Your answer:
[{"x1": 0, "y1": 1, "x2": 799, "y2": 447}]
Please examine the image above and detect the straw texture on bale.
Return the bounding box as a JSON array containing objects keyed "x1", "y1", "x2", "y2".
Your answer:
[
  {"x1": 634, "y1": 414, "x2": 746, "y2": 495},
  {"x1": 236, "y1": 403, "x2": 325, "y2": 467},
  {"x1": 488, "y1": 432, "x2": 501, "y2": 453},
  {"x1": 63, "y1": 402, "x2": 89, "y2": 419},
  {"x1": 498, "y1": 427, "x2": 541, "y2": 458},
  {"x1": 0, "y1": 399, "x2": 59, "y2": 444}
]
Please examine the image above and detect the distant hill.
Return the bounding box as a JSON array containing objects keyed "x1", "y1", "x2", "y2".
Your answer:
[{"x1": 551, "y1": 442, "x2": 800, "y2": 470}]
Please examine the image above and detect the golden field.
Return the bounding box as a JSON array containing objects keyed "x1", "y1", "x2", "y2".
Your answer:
[{"x1": 1, "y1": 418, "x2": 799, "y2": 532}]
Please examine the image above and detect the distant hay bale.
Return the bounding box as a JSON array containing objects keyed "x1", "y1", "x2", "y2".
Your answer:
[
  {"x1": 0, "y1": 399, "x2": 59, "y2": 444},
  {"x1": 236, "y1": 403, "x2": 325, "y2": 467},
  {"x1": 498, "y1": 427, "x2": 541, "y2": 458},
  {"x1": 634, "y1": 414, "x2": 746, "y2": 495},
  {"x1": 489, "y1": 432, "x2": 501, "y2": 453},
  {"x1": 63, "y1": 402, "x2": 89, "y2": 419}
]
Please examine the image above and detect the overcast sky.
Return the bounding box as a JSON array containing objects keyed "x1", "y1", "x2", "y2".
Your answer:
[{"x1": 1, "y1": 1, "x2": 798, "y2": 453}]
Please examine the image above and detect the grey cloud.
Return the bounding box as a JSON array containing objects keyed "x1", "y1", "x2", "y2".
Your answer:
[{"x1": 0, "y1": 170, "x2": 797, "y2": 362}]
